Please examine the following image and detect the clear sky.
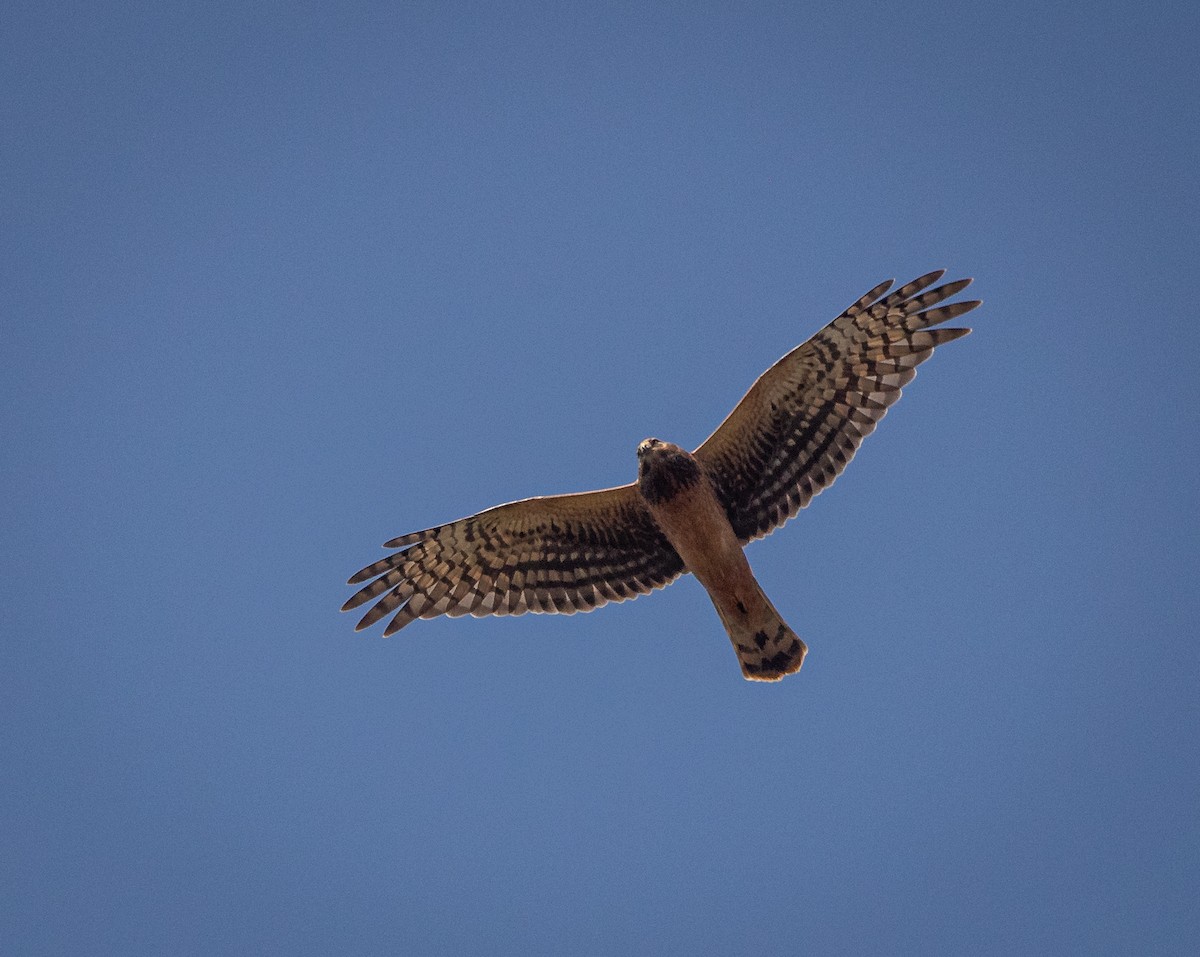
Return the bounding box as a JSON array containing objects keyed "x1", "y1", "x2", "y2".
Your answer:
[{"x1": 4, "y1": 1, "x2": 1198, "y2": 954}]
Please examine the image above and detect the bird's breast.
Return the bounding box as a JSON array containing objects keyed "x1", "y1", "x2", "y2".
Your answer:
[{"x1": 637, "y1": 447, "x2": 703, "y2": 506}]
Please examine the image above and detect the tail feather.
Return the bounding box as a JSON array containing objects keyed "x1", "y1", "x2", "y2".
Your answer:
[{"x1": 709, "y1": 579, "x2": 807, "y2": 682}]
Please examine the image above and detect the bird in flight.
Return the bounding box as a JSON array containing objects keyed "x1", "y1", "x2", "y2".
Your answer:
[{"x1": 343, "y1": 270, "x2": 980, "y2": 681}]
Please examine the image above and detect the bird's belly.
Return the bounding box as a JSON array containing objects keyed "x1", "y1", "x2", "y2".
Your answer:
[{"x1": 647, "y1": 483, "x2": 752, "y2": 592}]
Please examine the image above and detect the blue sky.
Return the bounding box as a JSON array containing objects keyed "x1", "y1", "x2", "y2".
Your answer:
[{"x1": 3, "y1": 1, "x2": 1198, "y2": 954}]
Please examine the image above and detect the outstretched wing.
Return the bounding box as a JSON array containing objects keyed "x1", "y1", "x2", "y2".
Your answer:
[
  {"x1": 694, "y1": 270, "x2": 980, "y2": 543},
  {"x1": 342, "y1": 484, "x2": 684, "y2": 636}
]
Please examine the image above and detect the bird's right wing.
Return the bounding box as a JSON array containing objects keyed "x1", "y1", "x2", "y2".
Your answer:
[
  {"x1": 694, "y1": 271, "x2": 980, "y2": 543},
  {"x1": 343, "y1": 483, "x2": 684, "y2": 636}
]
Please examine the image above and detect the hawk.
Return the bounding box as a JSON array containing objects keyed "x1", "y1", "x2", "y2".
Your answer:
[{"x1": 344, "y1": 271, "x2": 980, "y2": 681}]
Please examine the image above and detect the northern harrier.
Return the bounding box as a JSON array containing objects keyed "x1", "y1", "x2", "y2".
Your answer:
[{"x1": 344, "y1": 271, "x2": 980, "y2": 680}]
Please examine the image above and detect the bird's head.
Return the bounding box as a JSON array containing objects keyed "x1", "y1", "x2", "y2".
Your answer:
[
  {"x1": 637, "y1": 437, "x2": 663, "y2": 459},
  {"x1": 635, "y1": 438, "x2": 702, "y2": 505}
]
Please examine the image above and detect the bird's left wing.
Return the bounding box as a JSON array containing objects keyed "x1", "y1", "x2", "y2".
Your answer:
[
  {"x1": 343, "y1": 483, "x2": 684, "y2": 636},
  {"x1": 694, "y1": 271, "x2": 980, "y2": 543}
]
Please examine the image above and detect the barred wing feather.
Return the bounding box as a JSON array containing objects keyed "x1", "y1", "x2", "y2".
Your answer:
[
  {"x1": 694, "y1": 271, "x2": 980, "y2": 543},
  {"x1": 343, "y1": 484, "x2": 684, "y2": 636}
]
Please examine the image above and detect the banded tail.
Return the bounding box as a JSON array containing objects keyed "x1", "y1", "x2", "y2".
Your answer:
[{"x1": 709, "y1": 576, "x2": 807, "y2": 682}]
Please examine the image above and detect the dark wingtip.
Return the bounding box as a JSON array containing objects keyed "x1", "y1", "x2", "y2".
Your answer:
[{"x1": 354, "y1": 609, "x2": 379, "y2": 631}]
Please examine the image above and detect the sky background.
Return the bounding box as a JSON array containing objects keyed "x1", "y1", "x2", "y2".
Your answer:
[{"x1": 3, "y1": 1, "x2": 1198, "y2": 954}]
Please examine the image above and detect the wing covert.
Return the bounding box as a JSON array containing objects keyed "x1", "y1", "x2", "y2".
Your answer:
[
  {"x1": 694, "y1": 271, "x2": 980, "y2": 543},
  {"x1": 342, "y1": 483, "x2": 684, "y2": 636}
]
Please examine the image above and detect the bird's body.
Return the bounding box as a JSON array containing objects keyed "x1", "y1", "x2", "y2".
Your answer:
[
  {"x1": 636, "y1": 439, "x2": 806, "y2": 679},
  {"x1": 344, "y1": 270, "x2": 980, "y2": 681}
]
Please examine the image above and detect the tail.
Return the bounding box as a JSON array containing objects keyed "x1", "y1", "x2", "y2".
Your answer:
[{"x1": 709, "y1": 578, "x2": 808, "y2": 682}]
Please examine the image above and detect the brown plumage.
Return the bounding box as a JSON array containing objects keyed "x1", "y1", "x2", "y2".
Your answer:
[{"x1": 343, "y1": 270, "x2": 980, "y2": 681}]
